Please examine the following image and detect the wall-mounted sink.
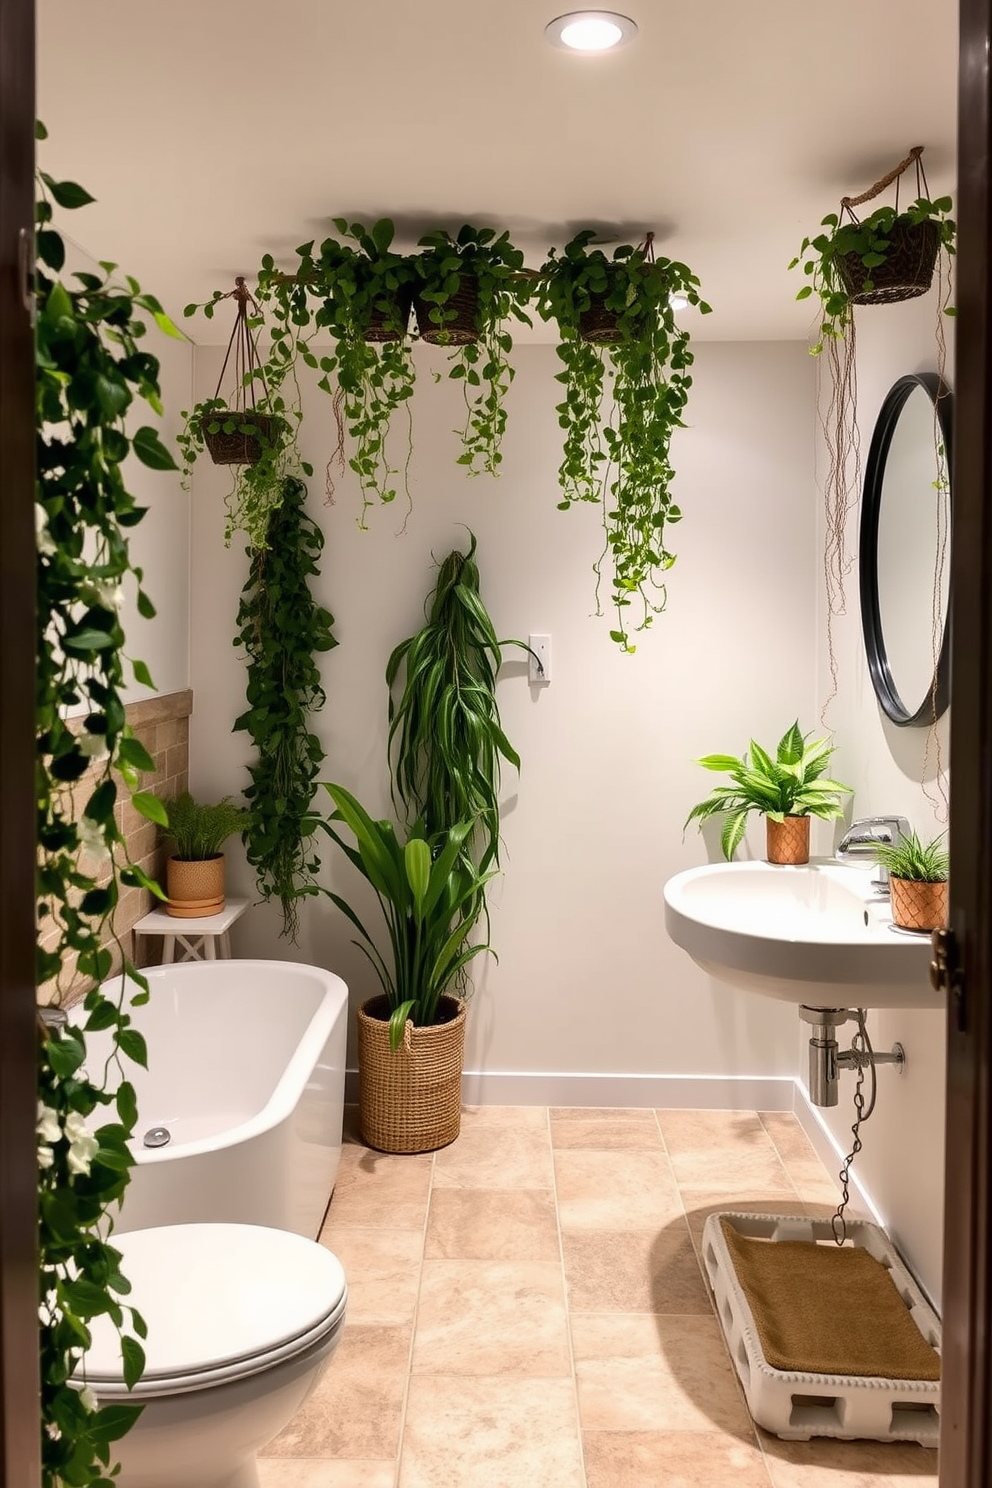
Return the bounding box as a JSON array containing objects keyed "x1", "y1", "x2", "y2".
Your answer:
[{"x1": 663, "y1": 859, "x2": 940, "y2": 1010}]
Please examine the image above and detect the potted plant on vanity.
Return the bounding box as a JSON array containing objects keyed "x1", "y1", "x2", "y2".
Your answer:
[
  {"x1": 165, "y1": 792, "x2": 249, "y2": 918},
  {"x1": 685, "y1": 721, "x2": 853, "y2": 865},
  {"x1": 873, "y1": 830, "x2": 949, "y2": 933}
]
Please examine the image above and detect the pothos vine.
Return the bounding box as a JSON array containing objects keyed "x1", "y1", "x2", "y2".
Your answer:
[{"x1": 35, "y1": 122, "x2": 180, "y2": 1485}]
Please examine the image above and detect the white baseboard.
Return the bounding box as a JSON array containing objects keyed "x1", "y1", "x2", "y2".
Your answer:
[
  {"x1": 344, "y1": 1067, "x2": 796, "y2": 1111},
  {"x1": 790, "y1": 1079, "x2": 885, "y2": 1227}
]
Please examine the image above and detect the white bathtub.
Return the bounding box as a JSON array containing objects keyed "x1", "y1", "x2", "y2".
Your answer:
[{"x1": 87, "y1": 960, "x2": 348, "y2": 1240}]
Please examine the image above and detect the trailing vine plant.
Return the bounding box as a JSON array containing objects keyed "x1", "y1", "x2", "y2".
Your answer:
[
  {"x1": 35, "y1": 123, "x2": 179, "y2": 1485},
  {"x1": 234, "y1": 477, "x2": 338, "y2": 939},
  {"x1": 535, "y1": 230, "x2": 711, "y2": 652}
]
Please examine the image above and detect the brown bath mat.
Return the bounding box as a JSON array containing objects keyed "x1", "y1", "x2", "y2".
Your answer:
[{"x1": 720, "y1": 1219, "x2": 940, "y2": 1381}]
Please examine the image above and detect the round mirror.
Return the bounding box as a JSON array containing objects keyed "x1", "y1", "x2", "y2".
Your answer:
[{"x1": 860, "y1": 373, "x2": 952, "y2": 727}]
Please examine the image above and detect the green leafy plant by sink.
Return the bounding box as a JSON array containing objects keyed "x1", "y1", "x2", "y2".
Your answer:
[
  {"x1": 872, "y1": 830, "x2": 949, "y2": 882},
  {"x1": 685, "y1": 721, "x2": 853, "y2": 860}
]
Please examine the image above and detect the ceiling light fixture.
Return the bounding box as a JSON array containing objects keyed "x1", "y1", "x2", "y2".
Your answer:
[{"x1": 545, "y1": 11, "x2": 638, "y2": 53}]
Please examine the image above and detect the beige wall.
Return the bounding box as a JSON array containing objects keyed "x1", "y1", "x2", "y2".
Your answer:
[
  {"x1": 189, "y1": 339, "x2": 816, "y2": 1086},
  {"x1": 810, "y1": 294, "x2": 954, "y2": 1306}
]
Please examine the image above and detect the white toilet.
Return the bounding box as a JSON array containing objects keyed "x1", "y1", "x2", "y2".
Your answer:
[{"x1": 84, "y1": 1223, "x2": 348, "y2": 1488}]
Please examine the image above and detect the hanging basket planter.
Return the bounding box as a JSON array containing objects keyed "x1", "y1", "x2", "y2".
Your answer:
[
  {"x1": 413, "y1": 274, "x2": 481, "y2": 344},
  {"x1": 579, "y1": 293, "x2": 626, "y2": 344},
  {"x1": 837, "y1": 216, "x2": 940, "y2": 305},
  {"x1": 196, "y1": 277, "x2": 281, "y2": 468},
  {"x1": 364, "y1": 283, "x2": 416, "y2": 343},
  {"x1": 197, "y1": 410, "x2": 284, "y2": 467}
]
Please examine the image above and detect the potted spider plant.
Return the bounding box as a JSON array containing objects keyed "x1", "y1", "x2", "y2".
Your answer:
[
  {"x1": 164, "y1": 792, "x2": 249, "y2": 917},
  {"x1": 685, "y1": 721, "x2": 853, "y2": 865},
  {"x1": 314, "y1": 784, "x2": 495, "y2": 1153},
  {"x1": 873, "y1": 830, "x2": 949, "y2": 933},
  {"x1": 534, "y1": 230, "x2": 711, "y2": 652},
  {"x1": 411, "y1": 224, "x2": 530, "y2": 476}
]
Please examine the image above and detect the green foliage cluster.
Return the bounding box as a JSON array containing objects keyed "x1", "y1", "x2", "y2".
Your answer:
[
  {"x1": 165, "y1": 792, "x2": 248, "y2": 861},
  {"x1": 35, "y1": 124, "x2": 178, "y2": 1482},
  {"x1": 790, "y1": 196, "x2": 956, "y2": 351},
  {"x1": 315, "y1": 784, "x2": 495, "y2": 1049},
  {"x1": 235, "y1": 477, "x2": 338, "y2": 939},
  {"x1": 535, "y1": 231, "x2": 712, "y2": 652},
  {"x1": 874, "y1": 830, "x2": 949, "y2": 883},
  {"x1": 685, "y1": 721, "x2": 853, "y2": 861},
  {"x1": 386, "y1": 533, "x2": 522, "y2": 878}
]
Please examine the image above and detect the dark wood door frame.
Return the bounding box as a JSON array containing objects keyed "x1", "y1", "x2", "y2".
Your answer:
[
  {"x1": 941, "y1": 0, "x2": 992, "y2": 1483},
  {"x1": 0, "y1": 0, "x2": 41, "y2": 1484}
]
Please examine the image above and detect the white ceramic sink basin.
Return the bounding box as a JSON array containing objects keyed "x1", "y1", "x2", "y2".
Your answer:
[{"x1": 663, "y1": 859, "x2": 941, "y2": 1010}]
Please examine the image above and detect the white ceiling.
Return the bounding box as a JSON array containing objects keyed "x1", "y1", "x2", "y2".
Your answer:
[{"x1": 36, "y1": 0, "x2": 958, "y2": 344}]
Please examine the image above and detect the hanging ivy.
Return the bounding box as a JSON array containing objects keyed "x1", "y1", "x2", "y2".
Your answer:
[
  {"x1": 234, "y1": 477, "x2": 338, "y2": 939},
  {"x1": 35, "y1": 123, "x2": 179, "y2": 1485}
]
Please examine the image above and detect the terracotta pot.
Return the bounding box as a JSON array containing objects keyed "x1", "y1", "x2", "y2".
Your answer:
[
  {"x1": 166, "y1": 855, "x2": 225, "y2": 918},
  {"x1": 357, "y1": 994, "x2": 466, "y2": 1154},
  {"x1": 890, "y1": 876, "x2": 948, "y2": 933},
  {"x1": 765, "y1": 815, "x2": 810, "y2": 865}
]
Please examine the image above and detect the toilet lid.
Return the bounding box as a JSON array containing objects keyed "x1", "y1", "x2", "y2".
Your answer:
[{"x1": 85, "y1": 1224, "x2": 347, "y2": 1387}]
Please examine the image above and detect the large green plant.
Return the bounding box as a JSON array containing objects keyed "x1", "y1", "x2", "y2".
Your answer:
[
  {"x1": 535, "y1": 231, "x2": 711, "y2": 652},
  {"x1": 413, "y1": 224, "x2": 530, "y2": 476},
  {"x1": 386, "y1": 533, "x2": 522, "y2": 876},
  {"x1": 235, "y1": 477, "x2": 338, "y2": 939},
  {"x1": 685, "y1": 722, "x2": 852, "y2": 860},
  {"x1": 36, "y1": 127, "x2": 178, "y2": 1484},
  {"x1": 315, "y1": 784, "x2": 495, "y2": 1047}
]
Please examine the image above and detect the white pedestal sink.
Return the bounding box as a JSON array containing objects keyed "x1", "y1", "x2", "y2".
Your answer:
[{"x1": 663, "y1": 859, "x2": 940, "y2": 1010}]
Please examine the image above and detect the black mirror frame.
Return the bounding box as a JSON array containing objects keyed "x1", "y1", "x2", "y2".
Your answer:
[{"x1": 859, "y1": 371, "x2": 953, "y2": 728}]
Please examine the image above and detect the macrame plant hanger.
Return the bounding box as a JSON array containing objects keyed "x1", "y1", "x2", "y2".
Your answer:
[
  {"x1": 836, "y1": 146, "x2": 937, "y2": 305},
  {"x1": 203, "y1": 277, "x2": 274, "y2": 466}
]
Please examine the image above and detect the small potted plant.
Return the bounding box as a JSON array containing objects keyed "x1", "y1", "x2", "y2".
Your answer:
[
  {"x1": 314, "y1": 783, "x2": 495, "y2": 1153},
  {"x1": 873, "y1": 830, "x2": 949, "y2": 933},
  {"x1": 411, "y1": 224, "x2": 530, "y2": 476},
  {"x1": 164, "y1": 792, "x2": 249, "y2": 918},
  {"x1": 685, "y1": 721, "x2": 853, "y2": 865},
  {"x1": 534, "y1": 230, "x2": 711, "y2": 652}
]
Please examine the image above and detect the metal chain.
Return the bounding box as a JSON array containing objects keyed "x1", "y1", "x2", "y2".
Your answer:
[{"x1": 832, "y1": 1009, "x2": 877, "y2": 1245}]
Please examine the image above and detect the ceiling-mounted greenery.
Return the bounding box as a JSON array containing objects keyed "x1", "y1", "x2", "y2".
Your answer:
[
  {"x1": 412, "y1": 225, "x2": 531, "y2": 476},
  {"x1": 234, "y1": 476, "x2": 338, "y2": 940},
  {"x1": 258, "y1": 219, "x2": 419, "y2": 526},
  {"x1": 535, "y1": 230, "x2": 711, "y2": 652}
]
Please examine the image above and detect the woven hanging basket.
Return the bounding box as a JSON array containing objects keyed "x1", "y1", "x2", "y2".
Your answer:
[
  {"x1": 837, "y1": 217, "x2": 940, "y2": 306},
  {"x1": 890, "y1": 876, "x2": 948, "y2": 933},
  {"x1": 198, "y1": 411, "x2": 283, "y2": 468},
  {"x1": 357, "y1": 994, "x2": 466, "y2": 1154},
  {"x1": 413, "y1": 275, "x2": 480, "y2": 345},
  {"x1": 364, "y1": 284, "x2": 415, "y2": 343},
  {"x1": 765, "y1": 815, "x2": 811, "y2": 866},
  {"x1": 166, "y1": 855, "x2": 226, "y2": 918}
]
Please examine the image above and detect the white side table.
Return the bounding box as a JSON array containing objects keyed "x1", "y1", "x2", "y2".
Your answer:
[{"x1": 132, "y1": 896, "x2": 249, "y2": 964}]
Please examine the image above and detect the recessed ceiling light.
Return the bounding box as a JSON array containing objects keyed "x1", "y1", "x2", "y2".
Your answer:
[{"x1": 545, "y1": 11, "x2": 638, "y2": 53}]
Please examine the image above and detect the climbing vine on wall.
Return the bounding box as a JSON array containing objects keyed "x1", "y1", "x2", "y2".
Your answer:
[
  {"x1": 35, "y1": 124, "x2": 180, "y2": 1485},
  {"x1": 234, "y1": 476, "x2": 338, "y2": 939}
]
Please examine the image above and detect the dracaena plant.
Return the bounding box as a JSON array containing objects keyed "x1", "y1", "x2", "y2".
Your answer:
[
  {"x1": 534, "y1": 230, "x2": 712, "y2": 652},
  {"x1": 685, "y1": 721, "x2": 853, "y2": 860},
  {"x1": 874, "y1": 830, "x2": 949, "y2": 883}
]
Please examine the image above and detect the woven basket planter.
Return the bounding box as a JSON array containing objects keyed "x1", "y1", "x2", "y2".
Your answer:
[
  {"x1": 837, "y1": 218, "x2": 940, "y2": 306},
  {"x1": 357, "y1": 994, "x2": 466, "y2": 1154},
  {"x1": 166, "y1": 855, "x2": 225, "y2": 918},
  {"x1": 198, "y1": 411, "x2": 282, "y2": 467},
  {"x1": 766, "y1": 815, "x2": 810, "y2": 866},
  {"x1": 890, "y1": 876, "x2": 948, "y2": 933},
  {"x1": 364, "y1": 284, "x2": 415, "y2": 343},
  {"x1": 412, "y1": 275, "x2": 480, "y2": 345}
]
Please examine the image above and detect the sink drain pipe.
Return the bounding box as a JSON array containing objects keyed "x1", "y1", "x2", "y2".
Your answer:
[{"x1": 798, "y1": 1006, "x2": 905, "y2": 1108}]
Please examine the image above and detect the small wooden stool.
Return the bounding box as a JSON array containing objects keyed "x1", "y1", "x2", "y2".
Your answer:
[{"x1": 132, "y1": 896, "x2": 249, "y2": 964}]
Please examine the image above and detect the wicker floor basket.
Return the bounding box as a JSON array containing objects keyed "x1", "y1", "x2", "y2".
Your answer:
[
  {"x1": 413, "y1": 276, "x2": 480, "y2": 345},
  {"x1": 890, "y1": 876, "x2": 948, "y2": 933},
  {"x1": 364, "y1": 285, "x2": 415, "y2": 343},
  {"x1": 358, "y1": 994, "x2": 466, "y2": 1154},
  {"x1": 838, "y1": 218, "x2": 940, "y2": 306},
  {"x1": 199, "y1": 411, "x2": 282, "y2": 466},
  {"x1": 765, "y1": 815, "x2": 810, "y2": 866}
]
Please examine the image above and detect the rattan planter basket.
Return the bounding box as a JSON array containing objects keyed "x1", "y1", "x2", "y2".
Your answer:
[
  {"x1": 765, "y1": 815, "x2": 810, "y2": 866},
  {"x1": 357, "y1": 994, "x2": 466, "y2": 1153},
  {"x1": 198, "y1": 411, "x2": 282, "y2": 467},
  {"x1": 413, "y1": 275, "x2": 480, "y2": 345},
  {"x1": 364, "y1": 285, "x2": 415, "y2": 343},
  {"x1": 890, "y1": 876, "x2": 948, "y2": 933},
  {"x1": 837, "y1": 218, "x2": 940, "y2": 306},
  {"x1": 166, "y1": 854, "x2": 225, "y2": 918}
]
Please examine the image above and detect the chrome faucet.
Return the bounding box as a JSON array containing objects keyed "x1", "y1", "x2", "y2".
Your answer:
[{"x1": 836, "y1": 815, "x2": 911, "y2": 892}]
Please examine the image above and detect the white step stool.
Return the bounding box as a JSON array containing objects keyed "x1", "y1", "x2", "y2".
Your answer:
[{"x1": 132, "y1": 896, "x2": 249, "y2": 964}]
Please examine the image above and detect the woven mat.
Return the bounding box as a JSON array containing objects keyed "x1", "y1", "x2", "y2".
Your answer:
[{"x1": 720, "y1": 1220, "x2": 940, "y2": 1381}]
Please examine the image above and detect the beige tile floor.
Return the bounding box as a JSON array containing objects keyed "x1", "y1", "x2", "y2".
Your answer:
[{"x1": 259, "y1": 1106, "x2": 939, "y2": 1488}]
